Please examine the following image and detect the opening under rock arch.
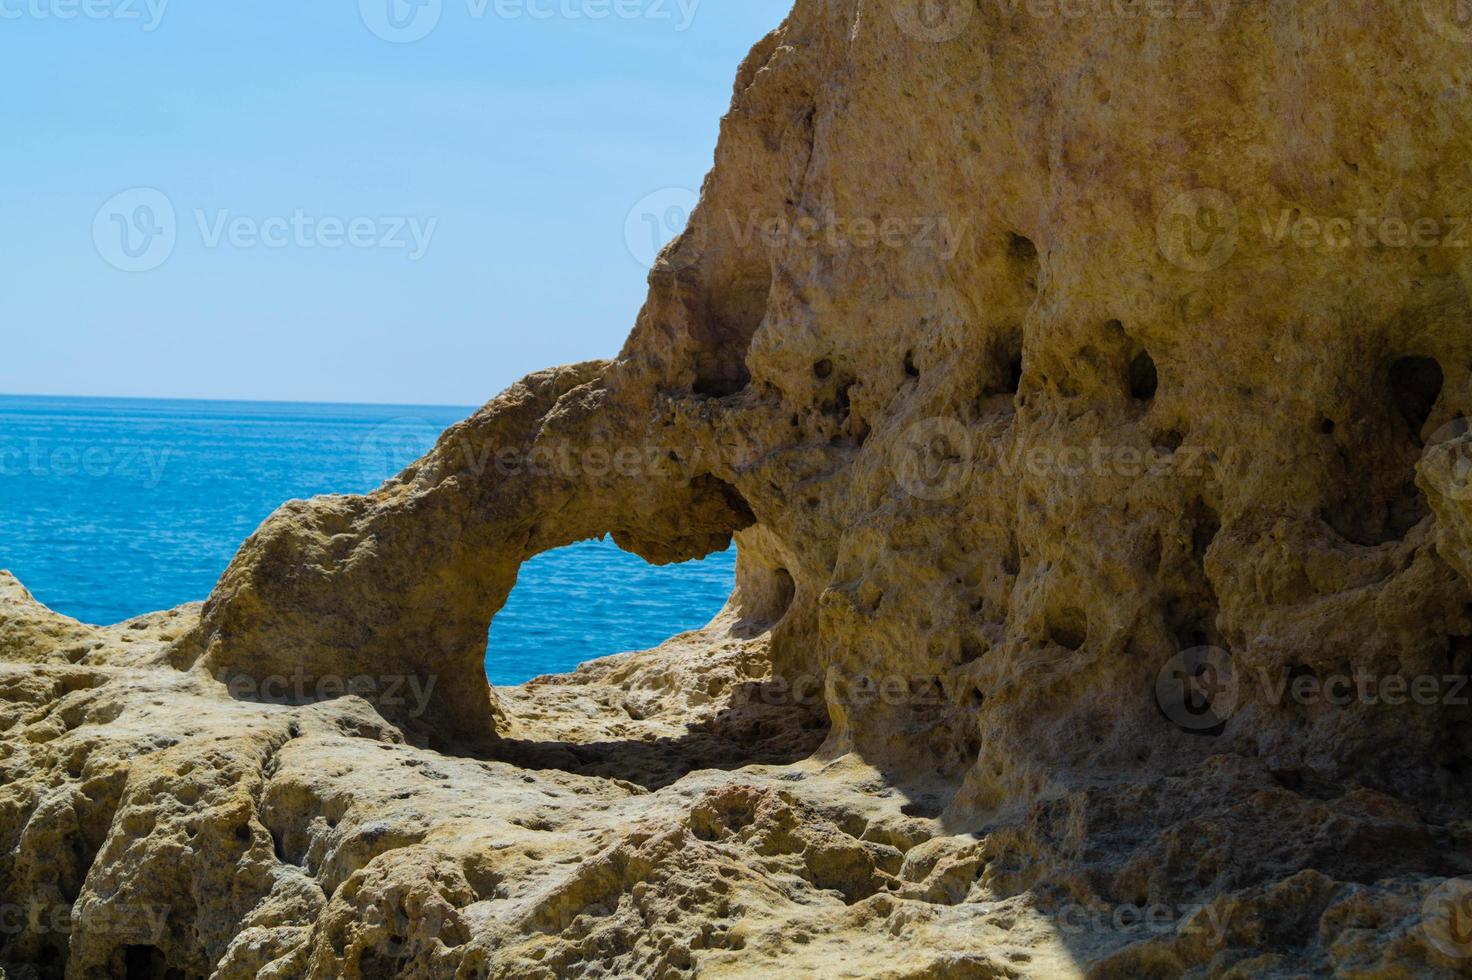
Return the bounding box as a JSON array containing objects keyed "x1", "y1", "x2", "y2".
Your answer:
[{"x1": 486, "y1": 538, "x2": 738, "y2": 685}]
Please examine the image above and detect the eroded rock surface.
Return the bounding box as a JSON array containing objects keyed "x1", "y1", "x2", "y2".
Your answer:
[{"x1": 7, "y1": 0, "x2": 1472, "y2": 975}]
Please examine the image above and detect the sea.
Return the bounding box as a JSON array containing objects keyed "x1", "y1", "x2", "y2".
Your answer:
[{"x1": 0, "y1": 395, "x2": 736, "y2": 685}]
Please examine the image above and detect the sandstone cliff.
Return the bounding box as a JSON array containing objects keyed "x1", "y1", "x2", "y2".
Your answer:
[{"x1": 6, "y1": 0, "x2": 1472, "y2": 976}]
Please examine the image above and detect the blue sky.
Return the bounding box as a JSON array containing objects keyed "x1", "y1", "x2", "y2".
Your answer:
[{"x1": 0, "y1": 0, "x2": 791, "y2": 406}]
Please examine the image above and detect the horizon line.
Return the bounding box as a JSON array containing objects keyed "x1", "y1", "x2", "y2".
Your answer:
[{"x1": 0, "y1": 390, "x2": 483, "y2": 412}]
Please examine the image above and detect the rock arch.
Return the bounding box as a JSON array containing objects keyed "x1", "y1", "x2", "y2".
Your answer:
[{"x1": 175, "y1": 361, "x2": 756, "y2": 745}]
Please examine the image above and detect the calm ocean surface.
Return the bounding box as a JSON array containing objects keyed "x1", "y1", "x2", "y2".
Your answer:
[{"x1": 0, "y1": 395, "x2": 736, "y2": 685}]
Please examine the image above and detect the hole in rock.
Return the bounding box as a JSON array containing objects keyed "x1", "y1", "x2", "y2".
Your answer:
[
  {"x1": 1129, "y1": 351, "x2": 1159, "y2": 401},
  {"x1": 1323, "y1": 355, "x2": 1443, "y2": 545},
  {"x1": 692, "y1": 374, "x2": 747, "y2": 398},
  {"x1": 486, "y1": 538, "x2": 738, "y2": 685},
  {"x1": 900, "y1": 797, "x2": 945, "y2": 819},
  {"x1": 1187, "y1": 496, "x2": 1221, "y2": 566},
  {"x1": 959, "y1": 635, "x2": 986, "y2": 664},
  {"x1": 982, "y1": 333, "x2": 1025, "y2": 398},
  {"x1": 1007, "y1": 232, "x2": 1038, "y2": 266},
  {"x1": 1390, "y1": 355, "x2": 1444, "y2": 443},
  {"x1": 813, "y1": 358, "x2": 834, "y2": 380},
  {"x1": 904, "y1": 350, "x2": 920, "y2": 378},
  {"x1": 1047, "y1": 607, "x2": 1089, "y2": 651},
  {"x1": 1153, "y1": 429, "x2": 1185, "y2": 453},
  {"x1": 122, "y1": 945, "x2": 181, "y2": 980},
  {"x1": 689, "y1": 265, "x2": 772, "y2": 398},
  {"x1": 484, "y1": 537, "x2": 828, "y2": 789},
  {"x1": 1006, "y1": 352, "x2": 1024, "y2": 394},
  {"x1": 819, "y1": 373, "x2": 858, "y2": 423},
  {"x1": 836, "y1": 379, "x2": 855, "y2": 420},
  {"x1": 730, "y1": 564, "x2": 796, "y2": 637}
]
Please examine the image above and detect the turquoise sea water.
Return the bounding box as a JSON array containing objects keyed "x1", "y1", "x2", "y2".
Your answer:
[{"x1": 0, "y1": 395, "x2": 736, "y2": 684}]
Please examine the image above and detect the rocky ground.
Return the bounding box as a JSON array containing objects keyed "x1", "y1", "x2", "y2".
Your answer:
[
  {"x1": 3, "y1": 570, "x2": 1470, "y2": 978},
  {"x1": 9, "y1": 0, "x2": 1472, "y2": 975}
]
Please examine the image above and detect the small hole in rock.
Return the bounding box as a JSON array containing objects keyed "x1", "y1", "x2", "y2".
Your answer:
[
  {"x1": 1007, "y1": 353, "x2": 1024, "y2": 394},
  {"x1": 1129, "y1": 352, "x2": 1158, "y2": 401},
  {"x1": 837, "y1": 380, "x2": 853, "y2": 414},
  {"x1": 1048, "y1": 607, "x2": 1088, "y2": 651},
  {"x1": 1007, "y1": 233, "x2": 1038, "y2": 264},
  {"x1": 1153, "y1": 430, "x2": 1184, "y2": 453},
  {"x1": 1389, "y1": 355, "x2": 1444, "y2": 443},
  {"x1": 904, "y1": 350, "x2": 920, "y2": 379},
  {"x1": 123, "y1": 945, "x2": 174, "y2": 980},
  {"x1": 813, "y1": 358, "x2": 834, "y2": 380}
]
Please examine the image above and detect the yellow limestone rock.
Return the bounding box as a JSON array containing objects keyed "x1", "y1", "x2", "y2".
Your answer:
[{"x1": 6, "y1": 0, "x2": 1472, "y2": 975}]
